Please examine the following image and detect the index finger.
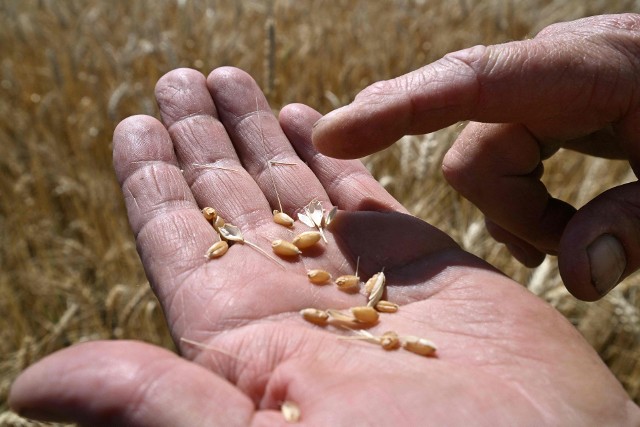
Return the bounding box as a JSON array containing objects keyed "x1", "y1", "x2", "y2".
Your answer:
[{"x1": 312, "y1": 14, "x2": 640, "y2": 158}]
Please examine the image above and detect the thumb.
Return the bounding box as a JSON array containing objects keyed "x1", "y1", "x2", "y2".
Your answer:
[
  {"x1": 559, "y1": 181, "x2": 640, "y2": 301},
  {"x1": 9, "y1": 340, "x2": 253, "y2": 426}
]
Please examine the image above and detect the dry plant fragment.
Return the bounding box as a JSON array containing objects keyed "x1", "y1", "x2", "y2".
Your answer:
[
  {"x1": 273, "y1": 210, "x2": 295, "y2": 227},
  {"x1": 191, "y1": 163, "x2": 239, "y2": 173},
  {"x1": 300, "y1": 308, "x2": 329, "y2": 326},
  {"x1": 365, "y1": 271, "x2": 386, "y2": 308},
  {"x1": 351, "y1": 306, "x2": 379, "y2": 324},
  {"x1": 205, "y1": 241, "x2": 228, "y2": 259},
  {"x1": 256, "y1": 97, "x2": 298, "y2": 229},
  {"x1": 272, "y1": 239, "x2": 302, "y2": 257},
  {"x1": 402, "y1": 335, "x2": 437, "y2": 357},
  {"x1": 215, "y1": 222, "x2": 284, "y2": 269},
  {"x1": 346, "y1": 331, "x2": 436, "y2": 356},
  {"x1": 307, "y1": 269, "x2": 331, "y2": 285},
  {"x1": 293, "y1": 231, "x2": 322, "y2": 249},
  {"x1": 298, "y1": 199, "x2": 331, "y2": 242},
  {"x1": 375, "y1": 300, "x2": 399, "y2": 313},
  {"x1": 325, "y1": 206, "x2": 338, "y2": 225},
  {"x1": 218, "y1": 224, "x2": 243, "y2": 242},
  {"x1": 342, "y1": 329, "x2": 383, "y2": 346},
  {"x1": 281, "y1": 400, "x2": 301, "y2": 423}
]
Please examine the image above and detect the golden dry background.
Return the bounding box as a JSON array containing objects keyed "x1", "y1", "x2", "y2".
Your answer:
[{"x1": 1, "y1": 0, "x2": 640, "y2": 424}]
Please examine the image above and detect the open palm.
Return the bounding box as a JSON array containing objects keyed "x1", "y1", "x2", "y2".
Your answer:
[{"x1": 10, "y1": 67, "x2": 638, "y2": 426}]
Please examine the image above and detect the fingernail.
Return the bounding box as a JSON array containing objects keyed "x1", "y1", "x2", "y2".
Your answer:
[{"x1": 587, "y1": 234, "x2": 626, "y2": 296}]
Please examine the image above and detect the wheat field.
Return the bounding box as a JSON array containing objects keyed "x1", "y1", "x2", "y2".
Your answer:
[{"x1": 1, "y1": 0, "x2": 640, "y2": 424}]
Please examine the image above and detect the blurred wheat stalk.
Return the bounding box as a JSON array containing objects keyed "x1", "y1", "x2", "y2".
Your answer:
[{"x1": 1, "y1": 0, "x2": 639, "y2": 423}]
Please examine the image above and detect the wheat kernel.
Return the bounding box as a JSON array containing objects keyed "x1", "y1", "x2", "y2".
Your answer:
[
  {"x1": 375, "y1": 300, "x2": 399, "y2": 313},
  {"x1": 281, "y1": 400, "x2": 301, "y2": 423},
  {"x1": 214, "y1": 215, "x2": 225, "y2": 231},
  {"x1": 380, "y1": 331, "x2": 401, "y2": 350},
  {"x1": 300, "y1": 308, "x2": 329, "y2": 326},
  {"x1": 307, "y1": 269, "x2": 331, "y2": 284},
  {"x1": 326, "y1": 309, "x2": 360, "y2": 328},
  {"x1": 402, "y1": 335, "x2": 437, "y2": 356},
  {"x1": 335, "y1": 275, "x2": 360, "y2": 291},
  {"x1": 202, "y1": 207, "x2": 217, "y2": 222},
  {"x1": 205, "y1": 241, "x2": 228, "y2": 259},
  {"x1": 273, "y1": 211, "x2": 294, "y2": 227},
  {"x1": 272, "y1": 239, "x2": 302, "y2": 256},
  {"x1": 293, "y1": 231, "x2": 322, "y2": 249},
  {"x1": 351, "y1": 306, "x2": 379, "y2": 324}
]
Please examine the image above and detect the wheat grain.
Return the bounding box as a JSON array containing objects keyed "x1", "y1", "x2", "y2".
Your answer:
[
  {"x1": 293, "y1": 231, "x2": 322, "y2": 249},
  {"x1": 300, "y1": 308, "x2": 329, "y2": 326},
  {"x1": 273, "y1": 210, "x2": 294, "y2": 227},
  {"x1": 281, "y1": 400, "x2": 301, "y2": 423},
  {"x1": 272, "y1": 239, "x2": 302, "y2": 256},
  {"x1": 307, "y1": 269, "x2": 331, "y2": 284},
  {"x1": 350, "y1": 306, "x2": 379, "y2": 324},
  {"x1": 375, "y1": 300, "x2": 398, "y2": 313},
  {"x1": 380, "y1": 331, "x2": 401, "y2": 350},
  {"x1": 334, "y1": 275, "x2": 358, "y2": 292},
  {"x1": 205, "y1": 240, "x2": 228, "y2": 259},
  {"x1": 402, "y1": 335, "x2": 437, "y2": 357},
  {"x1": 201, "y1": 206, "x2": 217, "y2": 222},
  {"x1": 326, "y1": 309, "x2": 361, "y2": 328}
]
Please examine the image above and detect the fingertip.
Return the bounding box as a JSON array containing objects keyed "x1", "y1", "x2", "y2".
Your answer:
[
  {"x1": 484, "y1": 219, "x2": 546, "y2": 267},
  {"x1": 205, "y1": 66, "x2": 258, "y2": 99},
  {"x1": 155, "y1": 67, "x2": 205, "y2": 94},
  {"x1": 112, "y1": 114, "x2": 174, "y2": 186},
  {"x1": 557, "y1": 183, "x2": 640, "y2": 301},
  {"x1": 280, "y1": 103, "x2": 321, "y2": 124},
  {"x1": 558, "y1": 247, "x2": 604, "y2": 302},
  {"x1": 559, "y1": 233, "x2": 627, "y2": 302},
  {"x1": 311, "y1": 106, "x2": 370, "y2": 159},
  {"x1": 504, "y1": 243, "x2": 547, "y2": 268},
  {"x1": 155, "y1": 68, "x2": 212, "y2": 127},
  {"x1": 587, "y1": 234, "x2": 626, "y2": 296},
  {"x1": 113, "y1": 114, "x2": 162, "y2": 138},
  {"x1": 206, "y1": 65, "x2": 250, "y2": 84}
]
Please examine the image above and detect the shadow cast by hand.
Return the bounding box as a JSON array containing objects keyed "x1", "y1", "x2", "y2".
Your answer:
[{"x1": 329, "y1": 207, "x2": 496, "y2": 288}]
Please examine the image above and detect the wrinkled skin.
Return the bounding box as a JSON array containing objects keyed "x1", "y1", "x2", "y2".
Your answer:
[
  {"x1": 313, "y1": 13, "x2": 640, "y2": 302},
  {"x1": 9, "y1": 66, "x2": 640, "y2": 426}
]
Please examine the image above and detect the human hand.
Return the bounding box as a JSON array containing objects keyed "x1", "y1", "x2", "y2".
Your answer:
[
  {"x1": 312, "y1": 13, "x2": 640, "y2": 302},
  {"x1": 9, "y1": 67, "x2": 639, "y2": 426}
]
